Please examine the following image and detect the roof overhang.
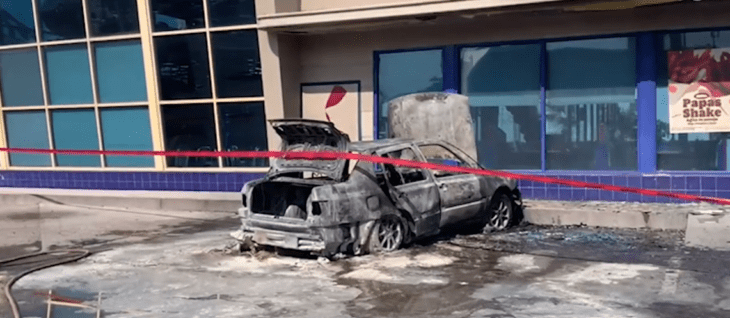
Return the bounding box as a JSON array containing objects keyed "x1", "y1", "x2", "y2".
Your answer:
[{"x1": 257, "y1": 0, "x2": 684, "y2": 33}]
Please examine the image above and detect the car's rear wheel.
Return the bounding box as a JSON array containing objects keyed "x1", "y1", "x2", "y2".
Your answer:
[
  {"x1": 368, "y1": 215, "x2": 405, "y2": 253},
  {"x1": 488, "y1": 193, "x2": 513, "y2": 231}
]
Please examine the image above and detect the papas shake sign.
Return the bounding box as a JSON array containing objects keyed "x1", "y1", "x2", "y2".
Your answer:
[{"x1": 668, "y1": 48, "x2": 730, "y2": 133}]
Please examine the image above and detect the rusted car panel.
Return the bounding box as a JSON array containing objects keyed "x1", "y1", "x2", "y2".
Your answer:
[{"x1": 231, "y1": 119, "x2": 521, "y2": 258}]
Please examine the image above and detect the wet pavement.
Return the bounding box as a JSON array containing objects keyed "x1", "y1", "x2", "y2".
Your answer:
[{"x1": 6, "y1": 222, "x2": 730, "y2": 318}]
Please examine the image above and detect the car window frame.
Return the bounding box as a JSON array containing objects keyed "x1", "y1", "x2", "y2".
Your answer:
[
  {"x1": 415, "y1": 142, "x2": 478, "y2": 179},
  {"x1": 374, "y1": 145, "x2": 431, "y2": 186}
]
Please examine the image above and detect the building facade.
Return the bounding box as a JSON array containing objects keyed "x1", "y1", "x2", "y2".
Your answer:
[{"x1": 1, "y1": 0, "x2": 730, "y2": 203}]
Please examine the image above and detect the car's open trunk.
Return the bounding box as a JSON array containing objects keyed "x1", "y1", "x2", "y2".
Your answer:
[{"x1": 249, "y1": 180, "x2": 326, "y2": 221}]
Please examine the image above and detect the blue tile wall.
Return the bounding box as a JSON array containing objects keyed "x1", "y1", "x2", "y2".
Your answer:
[
  {"x1": 0, "y1": 170, "x2": 728, "y2": 203},
  {"x1": 0, "y1": 171, "x2": 266, "y2": 192},
  {"x1": 517, "y1": 173, "x2": 730, "y2": 203}
]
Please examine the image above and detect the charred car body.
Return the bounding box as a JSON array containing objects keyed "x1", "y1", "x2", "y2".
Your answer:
[{"x1": 231, "y1": 117, "x2": 522, "y2": 257}]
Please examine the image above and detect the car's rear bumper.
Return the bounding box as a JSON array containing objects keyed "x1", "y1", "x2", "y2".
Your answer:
[
  {"x1": 231, "y1": 227, "x2": 327, "y2": 252},
  {"x1": 231, "y1": 214, "x2": 349, "y2": 255}
]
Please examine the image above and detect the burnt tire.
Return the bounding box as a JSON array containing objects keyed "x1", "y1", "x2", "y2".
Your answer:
[
  {"x1": 367, "y1": 215, "x2": 405, "y2": 254},
  {"x1": 487, "y1": 192, "x2": 513, "y2": 231}
]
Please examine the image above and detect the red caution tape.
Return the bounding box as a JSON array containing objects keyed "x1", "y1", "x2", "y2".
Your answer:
[{"x1": 1, "y1": 147, "x2": 729, "y2": 206}]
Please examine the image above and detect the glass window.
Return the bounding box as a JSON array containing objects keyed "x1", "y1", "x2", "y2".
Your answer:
[
  {"x1": 418, "y1": 144, "x2": 472, "y2": 177},
  {"x1": 377, "y1": 49, "x2": 443, "y2": 139},
  {"x1": 86, "y1": 0, "x2": 140, "y2": 37},
  {"x1": 51, "y1": 109, "x2": 101, "y2": 167},
  {"x1": 44, "y1": 44, "x2": 94, "y2": 105},
  {"x1": 94, "y1": 41, "x2": 147, "y2": 103},
  {"x1": 151, "y1": 0, "x2": 204, "y2": 32},
  {"x1": 218, "y1": 102, "x2": 268, "y2": 167},
  {"x1": 657, "y1": 30, "x2": 730, "y2": 171},
  {"x1": 546, "y1": 37, "x2": 638, "y2": 171},
  {"x1": 382, "y1": 148, "x2": 426, "y2": 185},
  {"x1": 0, "y1": 0, "x2": 36, "y2": 45},
  {"x1": 461, "y1": 44, "x2": 542, "y2": 170},
  {"x1": 38, "y1": 0, "x2": 85, "y2": 41},
  {"x1": 5, "y1": 111, "x2": 51, "y2": 166},
  {"x1": 208, "y1": 0, "x2": 256, "y2": 27},
  {"x1": 155, "y1": 34, "x2": 211, "y2": 100},
  {"x1": 0, "y1": 49, "x2": 44, "y2": 106},
  {"x1": 100, "y1": 107, "x2": 154, "y2": 167},
  {"x1": 162, "y1": 104, "x2": 217, "y2": 167},
  {"x1": 211, "y1": 30, "x2": 262, "y2": 98}
]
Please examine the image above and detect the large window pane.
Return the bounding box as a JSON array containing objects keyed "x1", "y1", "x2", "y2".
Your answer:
[
  {"x1": 162, "y1": 104, "x2": 217, "y2": 167},
  {"x1": 155, "y1": 34, "x2": 211, "y2": 100},
  {"x1": 101, "y1": 107, "x2": 154, "y2": 167},
  {"x1": 657, "y1": 30, "x2": 730, "y2": 171},
  {"x1": 0, "y1": 49, "x2": 44, "y2": 106},
  {"x1": 211, "y1": 30, "x2": 262, "y2": 98},
  {"x1": 95, "y1": 41, "x2": 147, "y2": 103},
  {"x1": 5, "y1": 111, "x2": 51, "y2": 166},
  {"x1": 87, "y1": 0, "x2": 140, "y2": 37},
  {"x1": 377, "y1": 50, "x2": 443, "y2": 139},
  {"x1": 461, "y1": 44, "x2": 541, "y2": 170},
  {"x1": 546, "y1": 37, "x2": 638, "y2": 171},
  {"x1": 151, "y1": 0, "x2": 204, "y2": 32},
  {"x1": 1, "y1": 0, "x2": 36, "y2": 45},
  {"x1": 45, "y1": 45, "x2": 94, "y2": 105},
  {"x1": 52, "y1": 109, "x2": 101, "y2": 167},
  {"x1": 219, "y1": 102, "x2": 268, "y2": 167},
  {"x1": 208, "y1": 0, "x2": 256, "y2": 27},
  {"x1": 38, "y1": 0, "x2": 85, "y2": 41}
]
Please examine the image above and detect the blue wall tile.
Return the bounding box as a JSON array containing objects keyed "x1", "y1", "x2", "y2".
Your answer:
[
  {"x1": 642, "y1": 177, "x2": 657, "y2": 189},
  {"x1": 671, "y1": 176, "x2": 685, "y2": 191},
  {"x1": 686, "y1": 177, "x2": 700, "y2": 190},
  {"x1": 718, "y1": 177, "x2": 730, "y2": 191},
  {"x1": 701, "y1": 177, "x2": 716, "y2": 190}
]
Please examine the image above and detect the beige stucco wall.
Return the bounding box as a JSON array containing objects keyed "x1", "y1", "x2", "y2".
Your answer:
[{"x1": 262, "y1": 1, "x2": 730, "y2": 146}]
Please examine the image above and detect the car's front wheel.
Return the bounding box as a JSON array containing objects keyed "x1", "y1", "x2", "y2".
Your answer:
[
  {"x1": 367, "y1": 215, "x2": 405, "y2": 253},
  {"x1": 488, "y1": 193, "x2": 513, "y2": 231}
]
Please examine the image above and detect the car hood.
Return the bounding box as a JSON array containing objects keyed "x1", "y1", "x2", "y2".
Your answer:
[{"x1": 269, "y1": 119, "x2": 350, "y2": 181}]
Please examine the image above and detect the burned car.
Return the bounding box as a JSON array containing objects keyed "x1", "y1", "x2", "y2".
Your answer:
[{"x1": 231, "y1": 119, "x2": 522, "y2": 257}]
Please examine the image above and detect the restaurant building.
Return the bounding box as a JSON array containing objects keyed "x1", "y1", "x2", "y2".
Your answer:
[{"x1": 1, "y1": 0, "x2": 729, "y2": 202}]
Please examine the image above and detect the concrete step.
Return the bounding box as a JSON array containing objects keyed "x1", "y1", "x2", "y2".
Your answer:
[
  {"x1": 2, "y1": 188, "x2": 728, "y2": 250},
  {"x1": 0, "y1": 188, "x2": 241, "y2": 213}
]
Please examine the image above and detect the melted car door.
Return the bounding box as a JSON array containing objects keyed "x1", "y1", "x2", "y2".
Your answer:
[
  {"x1": 378, "y1": 147, "x2": 441, "y2": 237},
  {"x1": 417, "y1": 143, "x2": 485, "y2": 227}
]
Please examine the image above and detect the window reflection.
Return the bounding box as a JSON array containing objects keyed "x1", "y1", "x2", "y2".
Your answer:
[
  {"x1": 162, "y1": 104, "x2": 218, "y2": 167},
  {"x1": 0, "y1": 49, "x2": 44, "y2": 107},
  {"x1": 94, "y1": 41, "x2": 147, "y2": 103},
  {"x1": 208, "y1": 0, "x2": 256, "y2": 27},
  {"x1": 218, "y1": 102, "x2": 268, "y2": 167},
  {"x1": 155, "y1": 34, "x2": 212, "y2": 100},
  {"x1": 211, "y1": 30, "x2": 262, "y2": 98},
  {"x1": 44, "y1": 44, "x2": 94, "y2": 105},
  {"x1": 87, "y1": 0, "x2": 140, "y2": 37},
  {"x1": 151, "y1": 0, "x2": 204, "y2": 32},
  {"x1": 461, "y1": 44, "x2": 542, "y2": 170},
  {"x1": 38, "y1": 0, "x2": 85, "y2": 41},
  {"x1": 52, "y1": 109, "x2": 101, "y2": 167},
  {"x1": 101, "y1": 107, "x2": 154, "y2": 167},
  {"x1": 377, "y1": 50, "x2": 443, "y2": 139},
  {"x1": 657, "y1": 30, "x2": 730, "y2": 171},
  {"x1": 546, "y1": 37, "x2": 638, "y2": 171},
  {"x1": 5, "y1": 111, "x2": 52, "y2": 166},
  {"x1": 0, "y1": 0, "x2": 36, "y2": 45}
]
